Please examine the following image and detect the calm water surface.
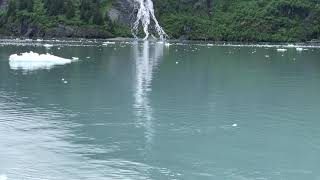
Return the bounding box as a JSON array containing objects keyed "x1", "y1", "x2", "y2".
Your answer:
[{"x1": 0, "y1": 40, "x2": 320, "y2": 180}]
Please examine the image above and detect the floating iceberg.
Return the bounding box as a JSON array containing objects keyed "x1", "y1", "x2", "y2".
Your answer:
[{"x1": 9, "y1": 51, "x2": 72, "y2": 71}]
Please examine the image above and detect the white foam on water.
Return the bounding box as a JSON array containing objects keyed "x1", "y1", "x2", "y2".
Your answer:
[
  {"x1": 72, "y1": 57, "x2": 79, "y2": 60},
  {"x1": 9, "y1": 51, "x2": 72, "y2": 71},
  {"x1": 164, "y1": 42, "x2": 171, "y2": 47},
  {"x1": 296, "y1": 47, "x2": 304, "y2": 51},
  {"x1": 232, "y1": 124, "x2": 238, "y2": 127}
]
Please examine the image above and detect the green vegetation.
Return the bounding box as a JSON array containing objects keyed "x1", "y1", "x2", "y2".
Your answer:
[
  {"x1": 156, "y1": 0, "x2": 320, "y2": 41},
  {"x1": 0, "y1": 0, "x2": 319, "y2": 41},
  {"x1": 0, "y1": 0, "x2": 131, "y2": 38}
]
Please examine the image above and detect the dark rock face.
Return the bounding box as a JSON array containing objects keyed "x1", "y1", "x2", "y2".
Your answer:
[
  {"x1": 0, "y1": 0, "x2": 8, "y2": 11},
  {"x1": 2, "y1": 22, "x2": 112, "y2": 39},
  {"x1": 108, "y1": 0, "x2": 135, "y2": 25},
  {"x1": 45, "y1": 25, "x2": 112, "y2": 38}
]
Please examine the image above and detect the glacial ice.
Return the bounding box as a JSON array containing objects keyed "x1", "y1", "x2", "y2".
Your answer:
[
  {"x1": 9, "y1": 51, "x2": 72, "y2": 71},
  {"x1": 0, "y1": 174, "x2": 7, "y2": 180}
]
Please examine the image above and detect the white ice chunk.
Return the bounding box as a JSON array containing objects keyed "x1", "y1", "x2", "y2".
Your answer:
[
  {"x1": 232, "y1": 124, "x2": 238, "y2": 127},
  {"x1": 0, "y1": 174, "x2": 7, "y2": 180},
  {"x1": 277, "y1": 48, "x2": 287, "y2": 52},
  {"x1": 102, "y1": 41, "x2": 116, "y2": 45},
  {"x1": 9, "y1": 51, "x2": 72, "y2": 71},
  {"x1": 43, "y1": 44, "x2": 53, "y2": 48},
  {"x1": 296, "y1": 47, "x2": 303, "y2": 51},
  {"x1": 72, "y1": 57, "x2": 79, "y2": 60}
]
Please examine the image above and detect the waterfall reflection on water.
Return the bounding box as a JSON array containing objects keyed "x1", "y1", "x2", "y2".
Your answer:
[{"x1": 133, "y1": 41, "x2": 164, "y2": 150}]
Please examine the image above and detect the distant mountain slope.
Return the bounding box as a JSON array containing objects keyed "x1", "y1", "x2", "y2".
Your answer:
[{"x1": 0, "y1": 0, "x2": 319, "y2": 42}]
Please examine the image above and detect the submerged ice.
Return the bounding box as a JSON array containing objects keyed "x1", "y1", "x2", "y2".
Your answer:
[
  {"x1": 9, "y1": 51, "x2": 72, "y2": 71},
  {"x1": 132, "y1": 0, "x2": 167, "y2": 40}
]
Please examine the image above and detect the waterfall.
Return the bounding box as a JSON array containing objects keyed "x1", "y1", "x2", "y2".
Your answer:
[{"x1": 132, "y1": 0, "x2": 167, "y2": 40}]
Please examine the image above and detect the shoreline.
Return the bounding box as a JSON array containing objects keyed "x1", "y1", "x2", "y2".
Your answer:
[{"x1": 0, "y1": 37, "x2": 320, "y2": 48}]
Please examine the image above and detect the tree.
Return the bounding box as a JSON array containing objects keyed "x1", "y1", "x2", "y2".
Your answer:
[
  {"x1": 80, "y1": 0, "x2": 93, "y2": 22},
  {"x1": 7, "y1": 0, "x2": 17, "y2": 16},
  {"x1": 65, "y1": 0, "x2": 75, "y2": 19},
  {"x1": 44, "y1": 0, "x2": 64, "y2": 16},
  {"x1": 92, "y1": 5, "x2": 103, "y2": 25},
  {"x1": 207, "y1": 0, "x2": 213, "y2": 18},
  {"x1": 17, "y1": 0, "x2": 33, "y2": 12}
]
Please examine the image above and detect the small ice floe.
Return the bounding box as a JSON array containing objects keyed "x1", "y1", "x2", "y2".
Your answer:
[
  {"x1": 61, "y1": 78, "x2": 65, "y2": 81},
  {"x1": 265, "y1": 55, "x2": 270, "y2": 58},
  {"x1": 43, "y1": 44, "x2": 53, "y2": 49},
  {"x1": 86, "y1": 57, "x2": 91, "y2": 59},
  {"x1": 207, "y1": 43, "x2": 214, "y2": 47},
  {"x1": 102, "y1": 41, "x2": 116, "y2": 46},
  {"x1": 63, "y1": 80, "x2": 68, "y2": 84},
  {"x1": 176, "y1": 61, "x2": 179, "y2": 64},
  {"x1": 36, "y1": 39, "x2": 43, "y2": 42},
  {"x1": 232, "y1": 123, "x2": 238, "y2": 127},
  {"x1": 0, "y1": 174, "x2": 7, "y2": 180},
  {"x1": 9, "y1": 51, "x2": 72, "y2": 71},
  {"x1": 72, "y1": 57, "x2": 79, "y2": 60},
  {"x1": 57, "y1": 47, "x2": 61, "y2": 50},
  {"x1": 296, "y1": 47, "x2": 304, "y2": 52},
  {"x1": 277, "y1": 48, "x2": 287, "y2": 52}
]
